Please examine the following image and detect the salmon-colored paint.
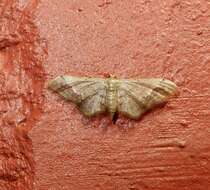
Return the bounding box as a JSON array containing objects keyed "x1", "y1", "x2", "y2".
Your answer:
[
  {"x1": 0, "y1": 0, "x2": 45, "y2": 189},
  {"x1": 0, "y1": 0, "x2": 210, "y2": 190}
]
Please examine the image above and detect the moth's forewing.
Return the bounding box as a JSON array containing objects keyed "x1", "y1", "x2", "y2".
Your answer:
[
  {"x1": 48, "y1": 76, "x2": 108, "y2": 116},
  {"x1": 116, "y1": 78, "x2": 177, "y2": 119}
]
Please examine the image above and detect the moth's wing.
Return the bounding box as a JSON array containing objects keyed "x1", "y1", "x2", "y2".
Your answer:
[
  {"x1": 48, "y1": 76, "x2": 107, "y2": 117},
  {"x1": 117, "y1": 78, "x2": 177, "y2": 119}
]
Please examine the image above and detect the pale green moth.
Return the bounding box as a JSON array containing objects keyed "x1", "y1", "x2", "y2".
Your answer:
[{"x1": 48, "y1": 75, "x2": 176, "y2": 123}]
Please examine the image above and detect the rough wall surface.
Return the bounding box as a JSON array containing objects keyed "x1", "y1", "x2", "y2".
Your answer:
[
  {"x1": 0, "y1": 0, "x2": 45, "y2": 189},
  {"x1": 1, "y1": 0, "x2": 210, "y2": 190}
]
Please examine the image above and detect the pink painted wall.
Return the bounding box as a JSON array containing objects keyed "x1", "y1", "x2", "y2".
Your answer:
[{"x1": 0, "y1": 0, "x2": 210, "y2": 189}]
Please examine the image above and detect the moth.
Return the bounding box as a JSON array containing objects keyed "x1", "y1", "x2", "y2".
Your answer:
[{"x1": 48, "y1": 75, "x2": 176, "y2": 123}]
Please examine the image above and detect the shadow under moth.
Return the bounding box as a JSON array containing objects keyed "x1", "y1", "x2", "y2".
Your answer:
[{"x1": 48, "y1": 75, "x2": 177, "y2": 123}]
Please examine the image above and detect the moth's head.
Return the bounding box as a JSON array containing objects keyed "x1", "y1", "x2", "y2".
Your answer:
[
  {"x1": 102, "y1": 73, "x2": 117, "y2": 79},
  {"x1": 109, "y1": 74, "x2": 117, "y2": 79}
]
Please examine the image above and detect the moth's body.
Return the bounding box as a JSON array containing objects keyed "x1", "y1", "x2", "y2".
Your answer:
[
  {"x1": 106, "y1": 78, "x2": 118, "y2": 119},
  {"x1": 48, "y1": 75, "x2": 176, "y2": 122}
]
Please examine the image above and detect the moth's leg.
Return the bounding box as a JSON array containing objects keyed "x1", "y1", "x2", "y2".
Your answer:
[
  {"x1": 116, "y1": 117, "x2": 135, "y2": 129},
  {"x1": 99, "y1": 117, "x2": 111, "y2": 129},
  {"x1": 82, "y1": 115, "x2": 109, "y2": 128},
  {"x1": 81, "y1": 116, "x2": 93, "y2": 127}
]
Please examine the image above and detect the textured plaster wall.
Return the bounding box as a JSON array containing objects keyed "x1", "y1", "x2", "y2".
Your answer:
[
  {"x1": 0, "y1": 0, "x2": 45, "y2": 189},
  {"x1": 0, "y1": 0, "x2": 210, "y2": 190}
]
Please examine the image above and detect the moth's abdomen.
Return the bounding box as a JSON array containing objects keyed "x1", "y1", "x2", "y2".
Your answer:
[{"x1": 107, "y1": 80, "x2": 117, "y2": 117}]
